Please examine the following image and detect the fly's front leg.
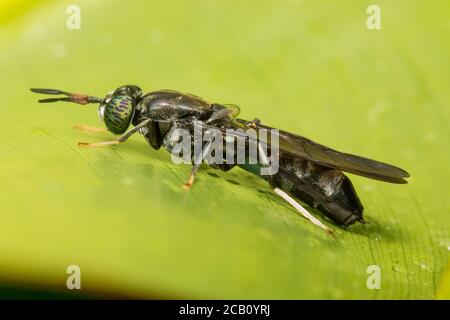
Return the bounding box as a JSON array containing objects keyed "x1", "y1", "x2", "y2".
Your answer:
[
  {"x1": 78, "y1": 119, "x2": 151, "y2": 147},
  {"x1": 73, "y1": 124, "x2": 108, "y2": 133}
]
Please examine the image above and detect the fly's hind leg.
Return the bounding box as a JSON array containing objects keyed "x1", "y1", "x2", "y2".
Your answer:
[
  {"x1": 256, "y1": 140, "x2": 334, "y2": 237},
  {"x1": 270, "y1": 174, "x2": 334, "y2": 236},
  {"x1": 78, "y1": 119, "x2": 151, "y2": 147},
  {"x1": 272, "y1": 187, "x2": 334, "y2": 237}
]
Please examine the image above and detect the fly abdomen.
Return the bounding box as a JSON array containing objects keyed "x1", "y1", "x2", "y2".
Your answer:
[{"x1": 274, "y1": 156, "x2": 364, "y2": 226}]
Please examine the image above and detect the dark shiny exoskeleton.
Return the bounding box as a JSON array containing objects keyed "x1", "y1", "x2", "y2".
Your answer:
[
  {"x1": 119, "y1": 87, "x2": 396, "y2": 227},
  {"x1": 273, "y1": 156, "x2": 364, "y2": 226},
  {"x1": 31, "y1": 85, "x2": 410, "y2": 233}
]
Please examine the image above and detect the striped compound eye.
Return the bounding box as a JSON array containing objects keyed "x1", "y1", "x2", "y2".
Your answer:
[{"x1": 103, "y1": 95, "x2": 136, "y2": 134}]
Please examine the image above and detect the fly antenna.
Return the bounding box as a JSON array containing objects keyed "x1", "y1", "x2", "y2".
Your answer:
[{"x1": 30, "y1": 88, "x2": 103, "y2": 105}]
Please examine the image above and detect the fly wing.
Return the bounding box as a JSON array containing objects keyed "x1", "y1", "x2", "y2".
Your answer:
[
  {"x1": 231, "y1": 119, "x2": 410, "y2": 184},
  {"x1": 222, "y1": 104, "x2": 241, "y2": 119}
]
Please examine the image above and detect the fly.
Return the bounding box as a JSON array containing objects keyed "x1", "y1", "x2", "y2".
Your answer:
[{"x1": 30, "y1": 85, "x2": 410, "y2": 236}]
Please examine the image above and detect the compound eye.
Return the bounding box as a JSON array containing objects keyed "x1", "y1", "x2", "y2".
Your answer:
[
  {"x1": 103, "y1": 95, "x2": 135, "y2": 134},
  {"x1": 113, "y1": 85, "x2": 142, "y2": 99},
  {"x1": 98, "y1": 104, "x2": 106, "y2": 120}
]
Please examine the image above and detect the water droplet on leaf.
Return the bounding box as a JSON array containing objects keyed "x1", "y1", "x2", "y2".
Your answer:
[
  {"x1": 392, "y1": 263, "x2": 401, "y2": 272},
  {"x1": 372, "y1": 233, "x2": 382, "y2": 241}
]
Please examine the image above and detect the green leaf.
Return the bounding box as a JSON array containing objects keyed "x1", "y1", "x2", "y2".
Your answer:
[
  {"x1": 437, "y1": 261, "x2": 450, "y2": 299},
  {"x1": 0, "y1": 0, "x2": 449, "y2": 299}
]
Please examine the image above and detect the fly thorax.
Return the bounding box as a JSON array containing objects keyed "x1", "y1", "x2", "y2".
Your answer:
[{"x1": 161, "y1": 123, "x2": 187, "y2": 154}]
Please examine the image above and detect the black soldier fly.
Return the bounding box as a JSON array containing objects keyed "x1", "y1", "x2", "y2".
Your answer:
[{"x1": 30, "y1": 85, "x2": 410, "y2": 236}]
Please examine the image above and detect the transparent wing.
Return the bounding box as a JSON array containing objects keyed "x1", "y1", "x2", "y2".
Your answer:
[
  {"x1": 231, "y1": 119, "x2": 410, "y2": 183},
  {"x1": 205, "y1": 103, "x2": 241, "y2": 124},
  {"x1": 222, "y1": 104, "x2": 240, "y2": 119},
  {"x1": 193, "y1": 118, "x2": 409, "y2": 184}
]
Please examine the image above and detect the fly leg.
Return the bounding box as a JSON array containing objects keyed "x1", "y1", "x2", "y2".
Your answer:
[
  {"x1": 182, "y1": 134, "x2": 215, "y2": 190},
  {"x1": 78, "y1": 119, "x2": 151, "y2": 147},
  {"x1": 256, "y1": 140, "x2": 334, "y2": 236},
  {"x1": 273, "y1": 188, "x2": 334, "y2": 237},
  {"x1": 73, "y1": 124, "x2": 108, "y2": 133},
  {"x1": 246, "y1": 118, "x2": 261, "y2": 129},
  {"x1": 182, "y1": 164, "x2": 201, "y2": 190},
  {"x1": 208, "y1": 163, "x2": 236, "y2": 172}
]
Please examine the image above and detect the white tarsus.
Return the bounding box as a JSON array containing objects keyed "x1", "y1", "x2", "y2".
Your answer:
[{"x1": 273, "y1": 187, "x2": 334, "y2": 237}]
